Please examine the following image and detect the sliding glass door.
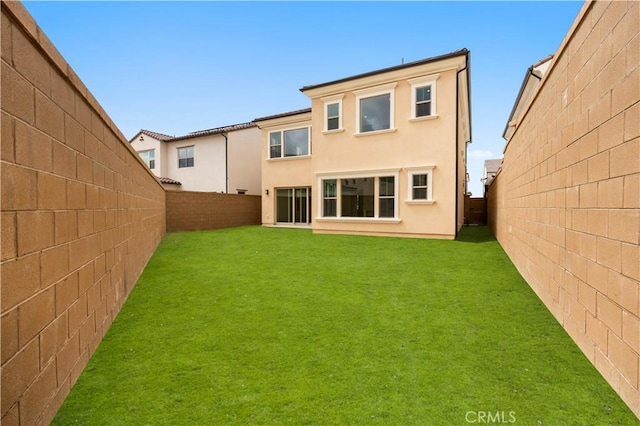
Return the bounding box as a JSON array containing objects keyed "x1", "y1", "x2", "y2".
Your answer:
[{"x1": 276, "y1": 187, "x2": 312, "y2": 225}]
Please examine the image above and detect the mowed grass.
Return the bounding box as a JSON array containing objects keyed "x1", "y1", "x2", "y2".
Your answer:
[{"x1": 53, "y1": 226, "x2": 637, "y2": 425}]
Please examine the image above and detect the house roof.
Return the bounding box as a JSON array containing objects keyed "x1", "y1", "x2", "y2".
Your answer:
[
  {"x1": 158, "y1": 177, "x2": 182, "y2": 185},
  {"x1": 170, "y1": 122, "x2": 257, "y2": 142},
  {"x1": 131, "y1": 122, "x2": 257, "y2": 144},
  {"x1": 484, "y1": 159, "x2": 503, "y2": 173},
  {"x1": 138, "y1": 129, "x2": 174, "y2": 141},
  {"x1": 253, "y1": 108, "x2": 312, "y2": 123},
  {"x1": 300, "y1": 49, "x2": 469, "y2": 92},
  {"x1": 502, "y1": 54, "x2": 554, "y2": 140}
]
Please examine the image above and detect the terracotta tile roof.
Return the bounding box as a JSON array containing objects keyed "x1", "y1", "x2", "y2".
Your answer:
[
  {"x1": 170, "y1": 122, "x2": 257, "y2": 142},
  {"x1": 253, "y1": 108, "x2": 312, "y2": 123},
  {"x1": 158, "y1": 177, "x2": 182, "y2": 185},
  {"x1": 132, "y1": 122, "x2": 257, "y2": 144},
  {"x1": 138, "y1": 129, "x2": 174, "y2": 141}
]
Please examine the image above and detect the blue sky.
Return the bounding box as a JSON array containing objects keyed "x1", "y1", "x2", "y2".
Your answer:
[{"x1": 23, "y1": 1, "x2": 584, "y2": 196}]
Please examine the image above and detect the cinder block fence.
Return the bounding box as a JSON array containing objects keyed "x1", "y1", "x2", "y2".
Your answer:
[
  {"x1": 488, "y1": 0, "x2": 639, "y2": 417},
  {"x1": 1, "y1": 2, "x2": 166, "y2": 424},
  {"x1": 166, "y1": 191, "x2": 261, "y2": 232}
]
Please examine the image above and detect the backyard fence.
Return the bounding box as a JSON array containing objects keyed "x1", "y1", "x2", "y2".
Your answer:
[
  {"x1": 165, "y1": 191, "x2": 261, "y2": 232},
  {"x1": 487, "y1": 0, "x2": 639, "y2": 417}
]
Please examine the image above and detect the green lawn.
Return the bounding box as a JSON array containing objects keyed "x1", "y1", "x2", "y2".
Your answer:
[{"x1": 53, "y1": 226, "x2": 637, "y2": 425}]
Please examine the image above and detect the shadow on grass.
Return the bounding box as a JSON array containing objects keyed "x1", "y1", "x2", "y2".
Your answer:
[{"x1": 456, "y1": 225, "x2": 496, "y2": 243}]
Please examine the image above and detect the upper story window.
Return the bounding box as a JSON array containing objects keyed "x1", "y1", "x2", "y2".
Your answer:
[
  {"x1": 178, "y1": 146, "x2": 194, "y2": 168},
  {"x1": 269, "y1": 127, "x2": 310, "y2": 159},
  {"x1": 416, "y1": 86, "x2": 432, "y2": 117},
  {"x1": 409, "y1": 74, "x2": 439, "y2": 120},
  {"x1": 354, "y1": 83, "x2": 396, "y2": 135},
  {"x1": 322, "y1": 95, "x2": 344, "y2": 132},
  {"x1": 139, "y1": 149, "x2": 155, "y2": 169},
  {"x1": 327, "y1": 103, "x2": 340, "y2": 130}
]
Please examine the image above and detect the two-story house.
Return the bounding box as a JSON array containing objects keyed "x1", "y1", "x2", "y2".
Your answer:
[
  {"x1": 255, "y1": 49, "x2": 471, "y2": 239},
  {"x1": 129, "y1": 122, "x2": 261, "y2": 194}
]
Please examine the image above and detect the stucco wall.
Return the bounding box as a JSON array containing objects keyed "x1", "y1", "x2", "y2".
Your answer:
[
  {"x1": 1, "y1": 2, "x2": 166, "y2": 424},
  {"x1": 259, "y1": 111, "x2": 314, "y2": 226},
  {"x1": 227, "y1": 126, "x2": 262, "y2": 195},
  {"x1": 259, "y1": 53, "x2": 470, "y2": 239},
  {"x1": 166, "y1": 191, "x2": 261, "y2": 232},
  {"x1": 488, "y1": 0, "x2": 639, "y2": 416},
  {"x1": 129, "y1": 133, "x2": 165, "y2": 178},
  {"x1": 165, "y1": 135, "x2": 227, "y2": 192},
  {"x1": 308, "y1": 65, "x2": 462, "y2": 239}
]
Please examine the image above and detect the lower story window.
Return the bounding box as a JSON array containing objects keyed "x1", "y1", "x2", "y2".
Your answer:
[
  {"x1": 342, "y1": 178, "x2": 374, "y2": 217},
  {"x1": 323, "y1": 180, "x2": 337, "y2": 217},
  {"x1": 406, "y1": 167, "x2": 434, "y2": 202},
  {"x1": 412, "y1": 174, "x2": 428, "y2": 199},
  {"x1": 320, "y1": 175, "x2": 396, "y2": 219},
  {"x1": 379, "y1": 176, "x2": 395, "y2": 218}
]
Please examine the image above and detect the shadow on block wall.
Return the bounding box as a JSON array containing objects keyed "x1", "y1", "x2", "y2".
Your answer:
[
  {"x1": 488, "y1": 0, "x2": 639, "y2": 418},
  {"x1": 1, "y1": 2, "x2": 166, "y2": 424}
]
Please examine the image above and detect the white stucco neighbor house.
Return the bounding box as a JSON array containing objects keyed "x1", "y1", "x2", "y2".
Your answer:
[
  {"x1": 502, "y1": 54, "x2": 553, "y2": 141},
  {"x1": 129, "y1": 122, "x2": 261, "y2": 194},
  {"x1": 482, "y1": 158, "x2": 503, "y2": 194}
]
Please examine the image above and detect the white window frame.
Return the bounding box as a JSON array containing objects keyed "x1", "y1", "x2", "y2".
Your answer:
[
  {"x1": 177, "y1": 146, "x2": 194, "y2": 168},
  {"x1": 316, "y1": 168, "x2": 401, "y2": 223},
  {"x1": 268, "y1": 126, "x2": 311, "y2": 159},
  {"x1": 406, "y1": 166, "x2": 435, "y2": 204},
  {"x1": 322, "y1": 94, "x2": 344, "y2": 133},
  {"x1": 354, "y1": 83, "x2": 397, "y2": 136},
  {"x1": 322, "y1": 179, "x2": 338, "y2": 217},
  {"x1": 409, "y1": 74, "x2": 439, "y2": 120},
  {"x1": 138, "y1": 149, "x2": 155, "y2": 170}
]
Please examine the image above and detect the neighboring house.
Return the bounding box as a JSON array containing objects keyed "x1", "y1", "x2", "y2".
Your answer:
[
  {"x1": 502, "y1": 54, "x2": 553, "y2": 141},
  {"x1": 482, "y1": 158, "x2": 502, "y2": 194},
  {"x1": 129, "y1": 122, "x2": 261, "y2": 194},
  {"x1": 255, "y1": 49, "x2": 471, "y2": 239}
]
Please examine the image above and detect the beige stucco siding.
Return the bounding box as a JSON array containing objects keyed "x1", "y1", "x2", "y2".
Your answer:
[
  {"x1": 259, "y1": 112, "x2": 314, "y2": 225},
  {"x1": 259, "y1": 52, "x2": 470, "y2": 238},
  {"x1": 262, "y1": 157, "x2": 314, "y2": 224},
  {"x1": 309, "y1": 67, "x2": 461, "y2": 238}
]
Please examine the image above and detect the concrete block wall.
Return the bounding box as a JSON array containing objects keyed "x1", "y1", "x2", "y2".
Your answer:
[
  {"x1": 1, "y1": 2, "x2": 166, "y2": 424},
  {"x1": 488, "y1": 0, "x2": 639, "y2": 417},
  {"x1": 166, "y1": 191, "x2": 261, "y2": 232}
]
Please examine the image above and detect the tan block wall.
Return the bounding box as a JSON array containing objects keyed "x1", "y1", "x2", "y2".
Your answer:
[
  {"x1": 488, "y1": 0, "x2": 639, "y2": 417},
  {"x1": 1, "y1": 2, "x2": 166, "y2": 424},
  {"x1": 166, "y1": 191, "x2": 261, "y2": 232}
]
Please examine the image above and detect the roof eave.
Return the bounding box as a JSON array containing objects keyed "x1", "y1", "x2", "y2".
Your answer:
[
  {"x1": 253, "y1": 107, "x2": 312, "y2": 124},
  {"x1": 300, "y1": 49, "x2": 469, "y2": 93}
]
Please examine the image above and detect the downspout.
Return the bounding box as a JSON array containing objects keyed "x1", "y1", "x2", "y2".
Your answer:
[
  {"x1": 221, "y1": 132, "x2": 229, "y2": 193},
  {"x1": 455, "y1": 50, "x2": 471, "y2": 238}
]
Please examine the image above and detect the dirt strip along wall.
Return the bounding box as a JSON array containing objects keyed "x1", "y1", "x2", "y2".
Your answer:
[
  {"x1": 487, "y1": 0, "x2": 639, "y2": 417},
  {"x1": 1, "y1": 2, "x2": 167, "y2": 424},
  {"x1": 166, "y1": 191, "x2": 261, "y2": 232}
]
